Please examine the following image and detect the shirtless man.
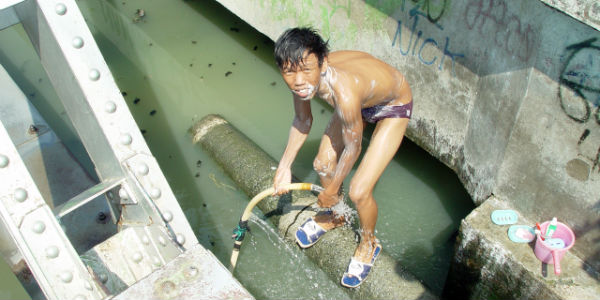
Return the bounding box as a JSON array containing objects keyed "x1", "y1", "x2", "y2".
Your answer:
[{"x1": 272, "y1": 27, "x2": 412, "y2": 288}]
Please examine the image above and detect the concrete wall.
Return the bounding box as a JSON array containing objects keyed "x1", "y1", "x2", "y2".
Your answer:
[
  {"x1": 539, "y1": 0, "x2": 600, "y2": 31},
  {"x1": 213, "y1": 0, "x2": 600, "y2": 271}
]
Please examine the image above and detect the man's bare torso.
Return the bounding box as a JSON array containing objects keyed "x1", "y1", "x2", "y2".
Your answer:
[{"x1": 317, "y1": 50, "x2": 411, "y2": 109}]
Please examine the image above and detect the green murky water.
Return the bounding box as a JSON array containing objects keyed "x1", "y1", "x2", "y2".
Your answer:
[{"x1": 0, "y1": 0, "x2": 474, "y2": 298}]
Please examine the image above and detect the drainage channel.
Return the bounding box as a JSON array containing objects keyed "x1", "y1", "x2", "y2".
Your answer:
[{"x1": 0, "y1": 0, "x2": 475, "y2": 298}]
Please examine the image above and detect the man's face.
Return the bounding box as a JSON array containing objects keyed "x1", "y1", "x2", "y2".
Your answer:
[{"x1": 280, "y1": 51, "x2": 325, "y2": 101}]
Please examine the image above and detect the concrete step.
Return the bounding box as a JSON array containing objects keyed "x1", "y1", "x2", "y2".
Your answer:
[{"x1": 444, "y1": 196, "x2": 600, "y2": 300}]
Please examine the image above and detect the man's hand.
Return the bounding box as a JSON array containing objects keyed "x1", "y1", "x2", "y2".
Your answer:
[
  {"x1": 273, "y1": 167, "x2": 292, "y2": 195},
  {"x1": 317, "y1": 189, "x2": 339, "y2": 208}
]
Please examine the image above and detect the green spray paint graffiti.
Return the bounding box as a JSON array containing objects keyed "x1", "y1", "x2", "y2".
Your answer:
[
  {"x1": 256, "y1": 0, "x2": 357, "y2": 42},
  {"x1": 320, "y1": 0, "x2": 352, "y2": 39}
]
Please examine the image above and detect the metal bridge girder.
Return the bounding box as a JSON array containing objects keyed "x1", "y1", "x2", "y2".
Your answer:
[
  {"x1": 0, "y1": 0, "x2": 200, "y2": 298},
  {"x1": 11, "y1": 0, "x2": 197, "y2": 250},
  {"x1": 0, "y1": 121, "x2": 106, "y2": 300}
]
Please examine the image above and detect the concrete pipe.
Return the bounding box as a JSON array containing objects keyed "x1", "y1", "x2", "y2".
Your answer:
[{"x1": 190, "y1": 114, "x2": 437, "y2": 300}]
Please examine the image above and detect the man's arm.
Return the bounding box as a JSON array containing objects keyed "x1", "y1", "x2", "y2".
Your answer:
[
  {"x1": 319, "y1": 97, "x2": 363, "y2": 206},
  {"x1": 273, "y1": 97, "x2": 313, "y2": 194}
]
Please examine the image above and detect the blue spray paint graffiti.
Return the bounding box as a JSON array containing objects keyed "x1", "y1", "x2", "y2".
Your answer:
[{"x1": 391, "y1": 3, "x2": 464, "y2": 76}]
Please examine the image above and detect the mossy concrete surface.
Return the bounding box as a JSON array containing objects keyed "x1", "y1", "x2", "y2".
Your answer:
[
  {"x1": 191, "y1": 114, "x2": 437, "y2": 300},
  {"x1": 443, "y1": 196, "x2": 600, "y2": 300}
]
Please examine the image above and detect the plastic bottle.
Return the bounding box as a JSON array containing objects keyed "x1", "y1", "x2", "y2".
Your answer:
[{"x1": 545, "y1": 217, "x2": 557, "y2": 239}]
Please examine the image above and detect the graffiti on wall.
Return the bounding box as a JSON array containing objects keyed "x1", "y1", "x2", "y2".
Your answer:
[
  {"x1": 410, "y1": 0, "x2": 449, "y2": 24},
  {"x1": 558, "y1": 37, "x2": 600, "y2": 179},
  {"x1": 391, "y1": 1, "x2": 465, "y2": 76},
  {"x1": 320, "y1": 0, "x2": 352, "y2": 40},
  {"x1": 464, "y1": 0, "x2": 535, "y2": 63}
]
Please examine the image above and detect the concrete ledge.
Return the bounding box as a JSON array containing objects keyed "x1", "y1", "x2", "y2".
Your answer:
[
  {"x1": 190, "y1": 114, "x2": 437, "y2": 300},
  {"x1": 443, "y1": 196, "x2": 600, "y2": 299}
]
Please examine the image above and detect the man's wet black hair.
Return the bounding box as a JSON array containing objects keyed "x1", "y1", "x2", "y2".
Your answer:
[{"x1": 274, "y1": 27, "x2": 329, "y2": 70}]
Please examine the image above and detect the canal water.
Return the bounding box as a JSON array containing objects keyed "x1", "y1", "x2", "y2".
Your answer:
[{"x1": 0, "y1": 0, "x2": 474, "y2": 298}]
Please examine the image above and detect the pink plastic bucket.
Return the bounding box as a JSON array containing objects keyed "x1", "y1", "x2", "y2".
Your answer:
[{"x1": 534, "y1": 221, "x2": 575, "y2": 275}]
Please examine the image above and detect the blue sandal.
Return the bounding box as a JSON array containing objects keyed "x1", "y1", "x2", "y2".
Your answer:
[
  {"x1": 341, "y1": 243, "x2": 382, "y2": 288},
  {"x1": 295, "y1": 217, "x2": 327, "y2": 248}
]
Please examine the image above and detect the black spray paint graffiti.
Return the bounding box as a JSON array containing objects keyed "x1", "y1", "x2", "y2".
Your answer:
[
  {"x1": 392, "y1": 2, "x2": 465, "y2": 76},
  {"x1": 559, "y1": 38, "x2": 600, "y2": 124},
  {"x1": 410, "y1": 0, "x2": 449, "y2": 24},
  {"x1": 558, "y1": 38, "x2": 600, "y2": 173}
]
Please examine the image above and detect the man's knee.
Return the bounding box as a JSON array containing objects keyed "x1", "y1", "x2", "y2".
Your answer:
[
  {"x1": 313, "y1": 157, "x2": 333, "y2": 177},
  {"x1": 348, "y1": 183, "x2": 372, "y2": 207},
  {"x1": 313, "y1": 150, "x2": 336, "y2": 177}
]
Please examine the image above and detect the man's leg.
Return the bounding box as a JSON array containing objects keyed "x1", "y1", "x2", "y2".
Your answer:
[
  {"x1": 349, "y1": 117, "x2": 409, "y2": 262},
  {"x1": 312, "y1": 114, "x2": 345, "y2": 229}
]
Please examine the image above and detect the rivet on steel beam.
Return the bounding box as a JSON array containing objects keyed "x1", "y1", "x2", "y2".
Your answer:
[
  {"x1": 84, "y1": 281, "x2": 93, "y2": 290},
  {"x1": 98, "y1": 273, "x2": 108, "y2": 283},
  {"x1": 14, "y1": 188, "x2": 28, "y2": 202},
  {"x1": 137, "y1": 163, "x2": 149, "y2": 176},
  {"x1": 89, "y1": 69, "x2": 100, "y2": 81},
  {"x1": 73, "y1": 294, "x2": 87, "y2": 300},
  {"x1": 149, "y1": 188, "x2": 161, "y2": 199},
  {"x1": 184, "y1": 266, "x2": 198, "y2": 279},
  {"x1": 162, "y1": 211, "x2": 173, "y2": 222},
  {"x1": 142, "y1": 235, "x2": 150, "y2": 245},
  {"x1": 176, "y1": 233, "x2": 185, "y2": 245},
  {"x1": 158, "y1": 236, "x2": 166, "y2": 246},
  {"x1": 72, "y1": 37, "x2": 84, "y2": 49},
  {"x1": 118, "y1": 188, "x2": 129, "y2": 200},
  {"x1": 60, "y1": 271, "x2": 73, "y2": 283},
  {"x1": 132, "y1": 252, "x2": 143, "y2": 263},
  {"x1": 120, "y1": 133, "x2": 132, "y2": 145},
  {"x1": 46, "y1": 246, "x2": 59, "y2": 258},
  {"x1": 159, "y1": 281, "x2": 176, "y2": 297},
  {"x1": 104, "y1": 101, "x2": 116, "y2": 113},
  {"x1": 152, "y1": 256, "x2": 161, "y2": 267},
  {"x1": 32, "y1": 221, "x2": 46, "y2": 234},
  {"x1": 0, "y1": 154, "x2": 8, "y2": 168},
  {"x1": 55, "y1": 3, "x2": 67, "y2": 15}
]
